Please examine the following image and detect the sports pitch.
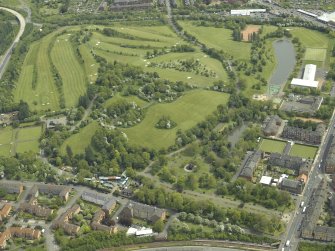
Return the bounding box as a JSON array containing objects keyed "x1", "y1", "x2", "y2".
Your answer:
[{"x1": 304, "y1": 48, "x2": 327, "y2": 62}]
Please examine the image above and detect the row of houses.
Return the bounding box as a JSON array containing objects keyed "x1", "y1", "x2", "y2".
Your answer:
[
  {"x1": 120, "y1": 201, "x2": 166, "y2": 224},
  {"x1": 0, "y1": 227, "x2": 41, "y2": 249},
  {"x1": 18, "y1": 184, "x2": 72, "y2": 219},
  {"x1": 109, "y1": 0, "x2": 152, "y2": 11},
  {"x1": 281, "y1": 124, "x2": 325, "y2": 145},
  {"x1": 53, "y1": 204, "x2": 81, "y2": 235},
  {"x1": 301, "y1": 179, "x2": 335, "y2": 241},
  {"x1": 325, "y1": 135, "x2": 335, "y2": 174},
  {"x1": 268, "y1": 153, "x2": 311, "y2": 174},
  {"x1": 0, "y1": 203, "x2": 11, "y2": 221},
  {"x1": 239, "y1": 151, "x2": 263, "y2": 181}
]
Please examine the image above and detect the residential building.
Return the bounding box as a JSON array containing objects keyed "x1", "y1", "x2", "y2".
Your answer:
[
  {"x1": 0, "y1": 227, "x2": 41, "y2": 249},
  {"x1": 0, "y1": 182, "x2": 23, "y2": 195},
  {"x1": 325, "y1": 136, "x2": 335, "y2": 174},
  {"x1": 281, "y1": 124, "x2": 325, "y2": 145},
  {"x1": 120, "y1": 201, "x2": 166, "y2": 223},
  {"x1": 110, "y1": 0, "x2": 152, "y2": 11},
  {"x1": 262, "y1": 115, "x2": 282, "y2": 136},
  {"x1": 268, "y1": 153, "x2": 305, "y2": 172},
  {"x1": 300, "y1": 179, "x2": 335, "y2": 241},
  {"x1": 0, "y1": 204, "x2": 11, "y2": 221},
  {"x1": 52, "y1": 204, "x2": 81, "y2": 235},
  {"x1": 239, "y1": 151, "x2": 262, "y2": 180},
  {"x1": 81, "y1": 192, "x2": 109, "y2": 206},
  {"x1": 30, "y1": 184, "x2": 71, "y2": 201},
  {"x1": 280, "y1": 178, "x2": 305, "y2": 194},
  {"x1": 102, "y1": 199, "x2": 117, "y2": 214},
  {"x1": 19, "y1": 199, "x2": 54, "y2": 218},
  {"x1": 91, "y1": 210, "x2": 117, "y2": 234}
]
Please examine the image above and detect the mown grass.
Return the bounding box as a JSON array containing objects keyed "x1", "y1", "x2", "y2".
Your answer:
[
  {"x1": 79, "y1": 44, "x2": 99, "y2": 84},
  {"x1": 289, "y1": 144, "x2": 317, "y2": 159},
  {"x1": 179, "y1": 21, "x2": 251, "y2": 60},
  {"x1": 60, "y1": 121, "x2": 100, "y2": 155},
  {"x1": 258, "y1": 138, "x2": 286, "y2": 153},
  {"x1": 304, "y1": 48, "x2": 327, "y2": 62},
  {"x1": 122, "y1": 90, "x2": 229, "y2": 150},
  {"x1": 51, "y1": 34, "x2": 87, "y2": 107},
  {"x1": 14, "y1": 33, "x2": 60, "y2": 111},
  {"x1": 0, "y1": 126, "x2": 41, "y2": 156},
  {"x1": 289, "y1": 28, "x2": 330, "y2": 49}
]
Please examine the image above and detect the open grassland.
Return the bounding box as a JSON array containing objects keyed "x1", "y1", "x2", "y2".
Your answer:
[
  {"x1": 123, "y1": 90, "x2": 229, "y2": 149},
  {"x1": 104, "y1": 94, "x2": 149, "y2": 108},
  {"x1": 304, "y1": 48, "x2": 327, "y2": 62},
  {"x1": 289, "y1": 144, "x2": 317, "y2": 159},
  {"x1": 0, "y1": 126, "x2": 41, "y2": 156},
  {"x1": 17, "y1": 126, "x2": 42, "y2": 141},
  {"x1": 289, "y1": 28, "x2": 330, "y2": 49},
  {"x1": 15, "y1": 33, "x2": 60, "y2": 111},
  {"x1": 51, "y1": 34, "x2": 87, "y2": 107},
  {"x1": 179, "y1": 21, "x2": 251, "y2": 60},
  {"x1": 61, "y1": 121, "x2": 100, "y2": 155},
  {"x1": 258, "y1": 138, "x2": 286, "y2": 153}
]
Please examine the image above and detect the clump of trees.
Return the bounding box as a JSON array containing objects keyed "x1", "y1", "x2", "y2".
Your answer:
[{"x1": 155, "y1": 116, "x2": 177, "y2": 129}]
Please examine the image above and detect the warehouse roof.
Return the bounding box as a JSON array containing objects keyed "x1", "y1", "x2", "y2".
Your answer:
[{"x1": 291, "y1": 78, "x2": 319, "y2": 88}]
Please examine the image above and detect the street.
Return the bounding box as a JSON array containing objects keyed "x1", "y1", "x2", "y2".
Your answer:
[
  {"x1": 0, "y1": 7, "x2": 26, "y2": 79},
  {"x1": 279, "y1": 110, "x2": 335, "y2": 251}
]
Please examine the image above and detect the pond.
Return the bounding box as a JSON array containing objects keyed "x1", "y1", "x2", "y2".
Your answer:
[
  {"x1": 227, "y1": 123, "x2": 248, "y2": 147},
  {"x1": 269, "y1": 39, "x2": 296, "y2": 91}
]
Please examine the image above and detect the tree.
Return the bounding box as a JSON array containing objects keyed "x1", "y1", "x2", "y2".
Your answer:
[
  {"x1": 18, "y1": 100, "x2": 30, "y2": 120},
  {"x1": 153, "y1": 219, "x2": 164, "y2": 232}
]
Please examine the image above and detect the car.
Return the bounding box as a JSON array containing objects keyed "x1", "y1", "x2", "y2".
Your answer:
[{"x1": 285, "y1": 240, "x2": 290, "y2": 247}]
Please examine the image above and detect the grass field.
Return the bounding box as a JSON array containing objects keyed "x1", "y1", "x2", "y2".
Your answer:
[
  {"x1": 79, "y1": 44, "x2": 99, "y2": 84},
  {"x1": 61, "y1": 121, "x2": 100, "y2": 155},
  {"x1": 0, "y1": 126, "x2": 41, "y2": 156},
  {"x1": 15, "y1": 32, "x2": 61, "y2": 111},
  {"x1": 289, "y1": 28, "x2": 330, "y2": 49},
  {"x1": 289, "y1": 144, "x2": 317, "y2": 159},
  {"x1": 123, "y1": 90, "x2": 229, "y2": 149},
  {"x1": 179, "y1": 21, "x2": 251, "y2": 60},
  {"x1": 304, "y1": 48, "x2": 327, "y2": 61},
  {"x1": 258, "y1": 138, "x2": 286, "y2": 153},
  {"x1": 51, "y1": 34, "x2": 87, "y2": 107},
  {"x1": 91, "y1": 26, "x2": 228, "y2": 87}
]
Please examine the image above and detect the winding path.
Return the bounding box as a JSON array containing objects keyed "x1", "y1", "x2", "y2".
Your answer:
[{"x1": 0, "y1": 6, "x2": 26, "y2": 79}]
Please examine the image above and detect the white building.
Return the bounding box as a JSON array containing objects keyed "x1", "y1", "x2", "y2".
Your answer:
[
  {"x1": 260, "y1": 176, "x2": 272, "y2": 185},
  {"x1": 317, "y1": 11, "x2": 335, "y2": 24},
  {"x1": 291, "y1": 64, "x2": 319, "y2": 88},
  {"x1": 230, "y1": 9, "x2": 266, "y2": 16}
]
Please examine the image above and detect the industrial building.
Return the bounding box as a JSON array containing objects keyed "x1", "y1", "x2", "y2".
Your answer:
[{"x1": 291, "y1": 64, "x2": 319, "y2": 88}]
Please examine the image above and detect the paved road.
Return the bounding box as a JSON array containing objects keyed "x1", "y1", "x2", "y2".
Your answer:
[
  {"x1": 279, "y1": 109, "x2": 335, "y2": 251},
  {"x1": 0, "y1": 7, "x2": 26, "y2": 79}
]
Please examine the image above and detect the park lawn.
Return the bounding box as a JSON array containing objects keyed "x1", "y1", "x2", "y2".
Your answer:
[
  {"x1": 112, "y1": 26, "x2": 179, "y2": 44},
  {"x1": 179, "y1": 21, "x2": 251, "y2": 60},
  {"x1": 289, "y1": 144, "x2": 317, "y2": 159},
  {"x1": 60, "y1": 121, "x2": 100, "y2": 155},
  {"x1": 17, "y1": 126, "x2": 42, "y2": 141},
  {"x1": 16, "y1": 141, "x2": 40, "y2": 154},
  {"x1": 92, "y1": 32, "x2": 176, "y2": 48},
  {"x1": 94, "y1": 49, "x2": 143, "y2": 65},
  {"x1": 104, "y1": 94, "x2": 149, "y2": 108},
  {"x1": 90, "y1": 40, "x2": 150, "y2": 56},
  {"x1": 258, "y1": 138, "x2": 286, "y2": 153},
  {"x1": 14, "y1": 32, "x2": 61, "y2": 111},
  {"x1": 79, "y1": 44, "x2": 99, "y2": 84},
  {"x1": 0, "y1": 127, "x2": 14, "y2": 145},
  {"x1": 0, "y1": 145, "x2": 11, "y2": 157},
  {"x1": 304, "y1": 48, "x2": 327, "y2": 61},
  {"x1": 289, "y1": 27, "x2": 330, "y2": 49},
  {"x1": 51, "y1": 34, "x2": 87, "y2": 107},
  {"x1": 123, "y1": 90, "x2": 229, "y2": 150}
]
